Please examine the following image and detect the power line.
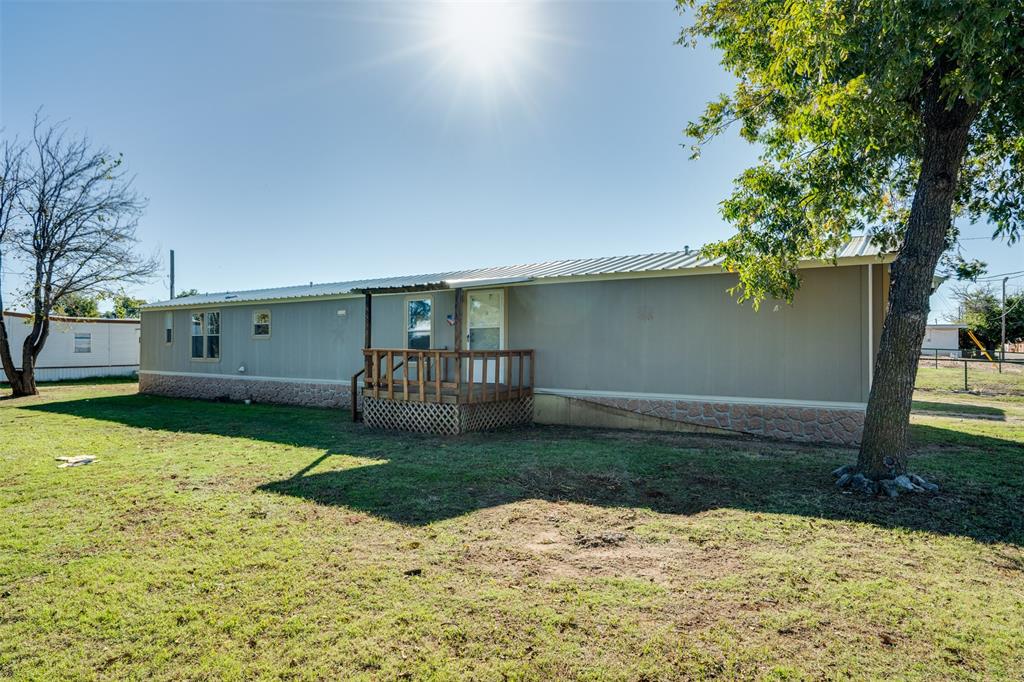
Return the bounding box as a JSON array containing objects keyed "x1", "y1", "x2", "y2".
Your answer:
[{"x1": 977, "y1": 269, "x2": 1024, "y2": 282}]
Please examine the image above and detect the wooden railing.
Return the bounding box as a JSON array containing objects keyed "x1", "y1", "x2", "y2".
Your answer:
[
  {"x1": 358, "y1": 348, "x2": 535, "y2": 405},
  {"x1": 350, "y1": 367, "x2": 365, "y2": 422}
]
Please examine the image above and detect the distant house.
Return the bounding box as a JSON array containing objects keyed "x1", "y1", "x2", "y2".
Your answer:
[
  {"x1": 2, "y1": 312, "x2": 140, "y2": 381},
  {"x1": 922, "y1": 323, "x2": 964, "y2": 357},
  {"x1": 139, "y1": 237, "x2": 892, "y2": 445}
]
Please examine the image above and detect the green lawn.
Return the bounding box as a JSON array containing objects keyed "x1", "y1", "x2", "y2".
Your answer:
[
  {"x1": 1, "y1": 382, "x2": 1022, "y2": 680},
  {"x1": 916, "y1": 361, "x2": 1024, "y2": 396}
]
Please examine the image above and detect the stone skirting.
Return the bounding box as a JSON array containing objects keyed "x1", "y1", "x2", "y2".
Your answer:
[
  {"x1": 571, "y1": 395, "x2": 864, "y2": 445},
  {"x1": 363, "y1": 395, "x2": 534, "y2": 435},
  {"x1": 138, "y1": 371, "x2": 351, "y2": 409},
  {"x1": 138, "y1": 371, "x2": 861, "y2": 444}
]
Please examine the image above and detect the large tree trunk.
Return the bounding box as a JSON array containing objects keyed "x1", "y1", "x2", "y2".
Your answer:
[
  {"x1": 0, "y1": 314, "x2": 46, "y2": 398},
  {"x1": 0, "y1": 315, "x2": 31, "y2": 397},
  {"x1": 6, "y1": 369, "x2": 37, "y2": 397},
  {"x1": 14, "y1": 319, "x2": 48, "y2": 397},
  {"x1": 857, "y1": 88, "x2": 977, "y2": 480}
]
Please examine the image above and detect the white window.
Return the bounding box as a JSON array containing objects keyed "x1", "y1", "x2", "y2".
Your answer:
[
  {"x1": 406, "y1": 297, "x2": 432, "y2": 350},
  {"x1": 73, "y1": 333, "x2": 92, "y2": 354},
  {"x1": 253, "y1": 310, "x2": 271, "y2": 337},
  {"x1": 190, "y1": 311, "x2": 220, "y2": 360},
  {"x1": 164, "y1": 311, "x2": 173, "y2": 344}
]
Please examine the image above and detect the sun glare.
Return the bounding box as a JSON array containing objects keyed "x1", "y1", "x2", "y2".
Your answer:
[
  {"x1": 328, "y1": 1, "x2": 562, "y2": 125},
  {"x1": 434, "y1": 1, "x2": 535, "y2": 81}
]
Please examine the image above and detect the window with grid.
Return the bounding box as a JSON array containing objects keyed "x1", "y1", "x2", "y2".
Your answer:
[
  {"x1": 190, "y1": 311, "x2": 220, "y2": 360},
  {"x1": 253, "y1": 310, "x2": 271, "y2": 337}
]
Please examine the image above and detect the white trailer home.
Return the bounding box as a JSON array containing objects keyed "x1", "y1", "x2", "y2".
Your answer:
[
  {"x1": 922, "y1": 323, "x2": 964, "y2": 358},
  {"x1": 2, "y1": 312, "x2": 140, "y2": 382}
]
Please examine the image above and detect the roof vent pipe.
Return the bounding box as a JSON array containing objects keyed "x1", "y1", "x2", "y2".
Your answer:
[{"x1": 684, "y1": 245, "x2": 690, "y2": 255}]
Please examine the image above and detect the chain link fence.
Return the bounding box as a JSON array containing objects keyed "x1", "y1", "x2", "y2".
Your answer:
[{"x1": 916, "y1": 348, "x2": 1024, "y2": 395}]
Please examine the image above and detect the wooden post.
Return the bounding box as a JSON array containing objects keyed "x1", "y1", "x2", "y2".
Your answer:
[
  {"x1": 402, "y1": 350, "x2": 409, "y2": 400},
  {"x1": 418, "y1": 351, "x2": 426, "y2": 401},
  {"x1": 372, "y1": 350, "x2": 380, "y2": 399},
  {"x1": 481, "y1": 353, "x2": 489, "y2": 402},
  {"x1": 467, "y1": 351, "x2": 474, "y2": 404},
  {"x1": 493, "y1": 352, "x2": 499, "y2": 401},
  {"x1": 517, "y1": 350, "x2": 524, "y2": 398},
  {"x1": 386, "y1": 351, "x2": 394, "y2": 400},
  {"x1": 454, "y1": 288, "x2": 463, "y2": 401},
  {"x1": 434, "y1": 351, "x2": 441, "y2": 402}
]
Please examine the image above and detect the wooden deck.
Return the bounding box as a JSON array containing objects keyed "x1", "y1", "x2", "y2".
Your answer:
[
  {"x1": 368, "y1": 382, "x2": 530, "y2": 404},
  {"x1": 351, "y1": 348, "x2": 535, "y2": 421}
]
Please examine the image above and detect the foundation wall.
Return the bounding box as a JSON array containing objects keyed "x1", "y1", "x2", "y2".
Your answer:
[
  {"x1": 534, "y1": 393, "x2": 864, "y2": 445},
  {"x1": 139, "y1": 371, "x2": 862, "y2": 445},
  {"x1": 138, "y1": 371, "x2": 351, "y2": 409}
]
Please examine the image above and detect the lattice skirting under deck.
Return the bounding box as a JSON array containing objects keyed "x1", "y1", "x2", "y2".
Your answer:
[{"x1": 363, "y1": 396, "x2": 534, "y2": 435}]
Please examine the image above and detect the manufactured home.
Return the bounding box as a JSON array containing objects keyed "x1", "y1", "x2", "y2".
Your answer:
[
  {"x1": 922, "y1": 323, "x2": 964, "y2": 357},
  {"x1": 139, "y1": 237, "x2": 891, "y2": 444},
  {"x1": 3, "y1": 312, "x2": 140, "y2": 381}
]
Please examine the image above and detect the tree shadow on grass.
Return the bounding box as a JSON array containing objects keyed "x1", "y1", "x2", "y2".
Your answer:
[
  {"x1": 23, "y1": 393, "x2": 1024, "y2": 546},
  {"x1": 912, "y1": 399, "x2": 1006, "y2": 420}
]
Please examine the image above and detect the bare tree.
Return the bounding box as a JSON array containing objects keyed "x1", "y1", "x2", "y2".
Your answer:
[
  {"x1": 0, "y1": 136, "x2": 30, "y2": 392},
  {"x1": 0, "y1": 116, "x2": 157, "y2": 396}
]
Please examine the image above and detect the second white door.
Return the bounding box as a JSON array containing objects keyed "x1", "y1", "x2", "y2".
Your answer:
[{"x1": 467, "y1": 289, "x2": 504, "y2": 382}]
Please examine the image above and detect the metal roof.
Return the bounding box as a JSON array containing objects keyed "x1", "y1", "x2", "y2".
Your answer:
[
  {"x1": 144, "y1": 235, "x2": 888, "y2": 309},
  {"x1": 2, "y1": 311, "x2": 140, "y2": 324}
]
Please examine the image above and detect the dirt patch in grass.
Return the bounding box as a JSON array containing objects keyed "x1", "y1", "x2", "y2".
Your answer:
[
  {"x1": 452, "y1": 498, "x2": 755, "y2": 594},
  {"x1": 2, "y1": 383, "x2": 1023, "y2": 680}
]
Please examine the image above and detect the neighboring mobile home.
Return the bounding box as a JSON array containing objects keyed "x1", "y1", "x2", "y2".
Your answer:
[
  {"x1": 922, "y1": 323, "x2": 964, "y2": 358},
  {"x1": 139, "y1": 237, "x2": 891, "y2": 444},
  {"x1": 2, "y1": 312, "x2": 140, "y2": 381}
]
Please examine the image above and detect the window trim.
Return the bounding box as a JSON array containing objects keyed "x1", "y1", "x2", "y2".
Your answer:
[
  {"x1": 190, "y1": 310, "x2": 221, "y2": 362},
  {"x1": 73, "y1": 332, "x2": 92, "y2": 354},
  {"x1": 164, "y1": 311, "x2": 173, "y2": 345},
  {"x1": 404, "y1": 294, "x2": 434, "y2": 350},
  {"x1": 252, "y1": 309, "x2": 271, "y2": 339}
]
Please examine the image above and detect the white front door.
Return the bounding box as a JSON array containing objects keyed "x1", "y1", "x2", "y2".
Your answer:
[{"x1": 467, "y1": 289, "x2": 504, "y2": 382}]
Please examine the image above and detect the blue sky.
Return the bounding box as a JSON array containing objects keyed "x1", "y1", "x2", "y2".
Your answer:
[{"x1": 1, "y1": 0, "x2": 1020, "y2": 320}]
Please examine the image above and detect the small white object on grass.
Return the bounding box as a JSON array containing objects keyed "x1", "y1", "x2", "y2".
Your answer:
[{"x1": 55, "y1": 455, "x2": 98, "y2": 468}]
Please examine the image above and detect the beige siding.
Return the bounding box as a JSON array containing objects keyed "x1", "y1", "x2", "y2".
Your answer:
[
  {"x1": 141, "y1": 264, "x2": 877, "y2": 404},
  {"x1": 140, "y1": 291, "x2": 458, "y2": 382},
  {"x1": 507, "y1": 265, "x2": 870, "y2": 404}
]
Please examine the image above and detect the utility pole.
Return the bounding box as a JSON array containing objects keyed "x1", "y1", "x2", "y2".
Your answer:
[
  {"x1": 170, "y1": 249, "x2": 175, "y2": 300},
  {"x1": 1002, "y1": 276, "x2": 1008, "y2": 365}
]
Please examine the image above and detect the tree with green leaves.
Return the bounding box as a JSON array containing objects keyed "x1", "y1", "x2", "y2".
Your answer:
[
  {"x1": 53, "y1": 293, "x2": 101, "y2": 318},
  {"x1": 680, "y1": 1, "x2": 1023, "y2": 494},
  {"x1": 949, "y1": 284, "x2": 1024, "y2": 350},
  {"x1": 174, "y1": 288, "x2": 199, "y2": 299},
  {"x1": 105, "y1": 293, "x2": 147, "y2": 319}
]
